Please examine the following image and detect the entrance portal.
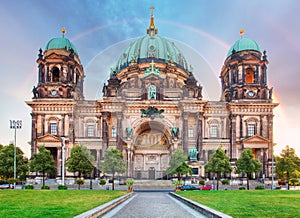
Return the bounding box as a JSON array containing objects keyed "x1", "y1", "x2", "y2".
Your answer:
[{"x1": 149, "y1": 167, "x2": 156, "y2": 179}]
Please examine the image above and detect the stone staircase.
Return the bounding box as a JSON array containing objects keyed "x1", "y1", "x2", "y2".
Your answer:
[{"x1": 132, "y1": 180, "x2": 174, "y2": 191}]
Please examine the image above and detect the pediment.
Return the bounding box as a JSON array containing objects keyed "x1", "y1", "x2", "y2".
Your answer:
[
  {"x1": 45, "y1": 52, "x2": 63, "y2": 59},
  {"x1": 242, "y1": 135, "x2": 269, "y2": 148},
  {"x1": 143, "y1": 74, "x2": 162, "y2": 80},
  {"x1": 37, "y1": 134, "x2": 62, "y2": 143}
]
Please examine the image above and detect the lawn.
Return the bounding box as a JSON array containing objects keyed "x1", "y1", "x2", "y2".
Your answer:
[
  {"x1": 177, "y1": 190, "x2": 300, "y2": 218},
  {"x1": 0, "y1": 190, "x2": 127, "y2": 218}
]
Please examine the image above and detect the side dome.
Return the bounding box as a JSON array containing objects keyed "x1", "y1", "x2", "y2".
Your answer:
[
  {"x1": 116, "y1": 34, "x2": 189, "y2": 72},
  {"x1": 227, "y1": 38, "x2": 261, "y2": 57},
  {"x1": 45, "y1": 37, "x2": 78, "y2": 55}
]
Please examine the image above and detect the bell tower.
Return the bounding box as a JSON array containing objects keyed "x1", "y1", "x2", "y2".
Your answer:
[
  {"x1": 220, "y1": 32, "x2": 272, "y2": 102},
  {"x1": 33, "y1": 28, "x2": 84, "y2": 100}
]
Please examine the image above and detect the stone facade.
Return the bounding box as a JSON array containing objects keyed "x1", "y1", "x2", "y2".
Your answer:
[{"x1": 26, "y1": 12, "x2": 278, "y2": 179}]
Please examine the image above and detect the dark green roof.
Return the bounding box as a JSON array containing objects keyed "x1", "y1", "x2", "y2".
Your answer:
[
  {"x1": 227, "y1": 38, "x2": 261, "y2": 57},
  {"x1": 45, "y1": 37, "x2": 78, "y2": 55}
]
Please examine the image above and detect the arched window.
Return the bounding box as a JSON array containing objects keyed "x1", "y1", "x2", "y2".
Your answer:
[
  {"x1": 245, "y1": 68, "x2": 254, "y2": 84},
  {"x1": 52, "y1": 67, "x2": 60, "y2": 82},
  {"x1": 148, "y1": 85, "x2": 156, "y2": 100}
]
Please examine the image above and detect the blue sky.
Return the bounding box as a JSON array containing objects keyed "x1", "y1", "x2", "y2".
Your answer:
[{"x1": 0, "y1": 0, "x2": 299, "y2": 156}]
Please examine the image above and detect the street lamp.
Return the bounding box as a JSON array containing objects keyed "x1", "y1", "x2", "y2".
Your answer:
[
  {"x1": 61, "y1": 137, "x2": 65, "y2": 186},
  {"x1": 9, "y1": 120, "x2": 22, "y2": 189}
]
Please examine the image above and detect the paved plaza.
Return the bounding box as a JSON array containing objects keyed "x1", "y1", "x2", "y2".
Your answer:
[{"x1": 103, "y1": 192, "x2": 206, "y2": 218}]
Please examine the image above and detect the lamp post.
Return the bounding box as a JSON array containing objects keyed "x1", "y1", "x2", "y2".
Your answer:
[
  {"x1": 61, "y1": 137, "x2": 65, "y2": 186},
  {"x1": 9, "y1": 120, "x2": 22, "y2": 189}
]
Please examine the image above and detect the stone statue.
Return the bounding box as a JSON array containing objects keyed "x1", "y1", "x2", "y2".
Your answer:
[
  {"x1": 269, "y1": 87, "x2": 273, "y2": 99},
  {"x1": 171, "y1": 127, "x2": 179, "y2": 138},
  {"x1": 32, "y1": 86, "x2": 39, "y2": 98},
  {"x1": 189, "y1": 148, "x2": 198, "y2": 162},
  {"x1": 126, "y1": 127, "x2": 133, "y2": 138}
]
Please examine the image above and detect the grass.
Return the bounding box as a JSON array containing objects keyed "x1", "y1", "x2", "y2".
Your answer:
[
  {"x1": 0, "y1": 190, "x2": 127, "y2": 218},
  {"x1": 177, "y1": 190, "x2": 300, "y2": 218}
]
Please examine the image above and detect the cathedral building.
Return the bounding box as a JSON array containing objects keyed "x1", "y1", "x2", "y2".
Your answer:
[{"x1": 26, "y1": 10, "x2": 278, "y2": 179}]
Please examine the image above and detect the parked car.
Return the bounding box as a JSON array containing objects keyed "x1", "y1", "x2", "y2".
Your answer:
[
  {"x1": 201, "y1": 185, "x2": 212, "y2": 190},
  {"x1": 179, "y1": 185, "x2": 200, "y2": 191},
  {"x1": 0, "y1": 184, "x2": 13, "y2": 189}
]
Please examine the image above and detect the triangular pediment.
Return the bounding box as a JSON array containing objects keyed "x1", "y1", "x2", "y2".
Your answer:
[
  {"x1": 143, "y1": 74, "x2": 162, "y2": 80},
  {"x1": 242, "y1": 135, "x2": 269, "y2": 148},
  {"x1": 45, "y1": 52, "x2": 64, "y2": 60},
  {"x1": 37, "y1": 134, "x2": 62, "y2": 143}
]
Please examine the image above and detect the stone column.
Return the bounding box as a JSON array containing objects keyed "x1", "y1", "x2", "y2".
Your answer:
[
  {"x1": 116, "y1": 112, "x2": 123, "y2": 151},
  {"x1": 230, "y1": 114, "x2": 237, "y2": 160},
  {"x1": 31, "y1": 113, "x2": 37, "y2": 154},
  {"x1": 196, "y1": 112, "x2": 203, "y2": 160},
  {"x1": 267, "y1": 114, "x2": 274, "y2": 161},
  {"x1": 57, "y1": 147, "x2": 62, "y2": 176},
  {"x1": 102, "y1": 112, "x2": 109, "y2": 149},
  {"x1": 182, "y1": 112, "x2": 189, "y2": 154}
]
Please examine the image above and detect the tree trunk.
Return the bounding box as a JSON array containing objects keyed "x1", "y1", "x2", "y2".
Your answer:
[
  {"x1": 42, "y1": 171, "x2": 45, "y2": 186},
  {"x1": 287, "y1": 172, "x2": 290, "y2": 190},
  {"x1": 112, "y1": 173, "x2": 115, "y2": 190},
  {"x1": 216, "y1": 173, "x2": 220, "y2": 190},
  {"x1": 247, "y1": 173, "x2": 250, "y2": 190}
]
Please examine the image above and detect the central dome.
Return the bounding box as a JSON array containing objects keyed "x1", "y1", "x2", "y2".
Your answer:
[
  {"x1": 116, "y1": 35, "x2": 189, "y2": 72},
  {"x1": 115, "y1": 10, "x2": 189, "y2": 72}
]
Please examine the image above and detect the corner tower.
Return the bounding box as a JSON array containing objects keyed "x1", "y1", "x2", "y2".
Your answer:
[
  {"x1": 33, "y1": 28, "x2": 84, "y2": 100},
  {"x1": 220, "y1": 32, "x2": 271, "y2": 101}
]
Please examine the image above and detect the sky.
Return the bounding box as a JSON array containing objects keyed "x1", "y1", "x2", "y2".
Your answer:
[{"x1": 0, "y1": 0, "x2": 299, "y2": 157}]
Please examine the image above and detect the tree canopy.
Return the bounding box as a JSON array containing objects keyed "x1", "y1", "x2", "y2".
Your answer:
[
  {"x1": 236, "y1": 149, "x2": 262, "y2": 190},
  {"x1": 0, "y1": 144, "x2": 28, "y2": 181},
  {"x1": 100, "y1": 148, "x2": 126, "y2": 190},
  {"x1": 275, "y1": 145, "x2": 300, "y2": 190},
  {"x1": 66, "y1": 144, "x2": 95, "y2": 178},
  {"x1": 204, "y1": 147, "x2": 232, "y2": 190},
  {"x1": 166, "y1": 149, "x2": 192, "y2": 181},
  {"x1": 30, "y1": 146, "x2": 56, "y2": 186}
]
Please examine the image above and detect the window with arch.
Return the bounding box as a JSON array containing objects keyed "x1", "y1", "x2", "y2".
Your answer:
[
  {"x1": 87, "y1": 125, "x2": 95, "y2": 137},
  {"x1": 245, "y1": 68, "x2": 254, "y2": 84},
  {"x1": 148, "y1": 85, "x2": 156, "y2": 100},
  {"x1": 52, "y1": 67, "x2": 60, "y2": 82},
  {"x1": 247, "y1": 124, "x2": 256, "y2": 137},
  {"x1": 210, "y1": 124, "x2": 218, "y2": 138},
  {"x1": 49, "y1": 123, "x2": 57, "y2": 135},
  {"x1": 112, "y1": 128, "x2": 116, "y2": 137}
]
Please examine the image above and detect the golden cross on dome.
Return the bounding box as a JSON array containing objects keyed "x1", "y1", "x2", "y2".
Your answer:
[
  {"x1": 61, "y1": 27, "x2": 66, "y2": 37},
  {"x1": 150, "y1": 60, "x2": 155, "y2": 72},
  {"x1": 150, "y1": 6, "x2": 155, "y2": 15}
]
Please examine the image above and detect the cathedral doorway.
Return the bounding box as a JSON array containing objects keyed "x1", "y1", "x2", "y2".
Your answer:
[
  {"x1": 132, "y1": 121, "x2": 172, "y2": 180},
  {"x1": 148, "y1": 167, "x2": 156, "y2": 180}
]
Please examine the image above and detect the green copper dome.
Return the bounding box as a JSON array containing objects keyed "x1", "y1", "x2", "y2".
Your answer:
[
  {"x1": 116, "y1": 34, "x2": 189, "y2": 72},
  {"x1": 227, "y1": 38, "x2": 261, "y2": 57},
  {"x1": 45, "y1": 37, "x2": 78, "y2": 55}
]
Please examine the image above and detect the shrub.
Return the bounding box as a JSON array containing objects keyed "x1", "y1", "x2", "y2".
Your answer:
[
  {"x1": 76, "y1": 179, "x2": 84, "y2": 190},
  {"x1": 99, "y1": 179, "x2": 106, "y2": 186},
  {"x1": 7, "y1": 178, "x2": 18, "y2": 185},
  {"x1": 126, "y1": 179, "x2": 134, "y2": 191},
  {"x1": 289, "y1": 178, "x2": 299, "y2": 186},
  {"x1": 24, "y1": 184, "x2": 34, "y2": 189},
  {"x1": 58, "y1": 185, "x2": 68, "y2": 190},
  {"x1": 239, "y1": 186, "x2": 246, "y2": 190},
  {"x1": 221, "y1": 179, "x2": 229, "y2": 185},
  {"x1": 41, "y1": 185, "x2": 50, "y2": 190},
  {"x1": 276, "y1": 186, "x2": 281, "y2": 190},
  {"x1": 199, "y1": 180, "x2": 205, "y2": 185},
  {"x1": 255, "y1": 185, "x2": 265, "y2": 190}
]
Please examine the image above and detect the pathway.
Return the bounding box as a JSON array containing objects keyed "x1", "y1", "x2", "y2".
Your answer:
[{"x1": 103, "y1": 192, "x2": 206, "y2": 218}]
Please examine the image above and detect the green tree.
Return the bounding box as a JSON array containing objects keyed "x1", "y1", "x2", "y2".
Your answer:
[
  {"x1": 100, "y1": 148, "x2": 126, "y2": 190},
  {"x1": 204, "y1": 148, "x2": 232, "y2": 190},
  {"x1": 236, "y1": 149, "x2": 262, "y2": 190},
  {"x1": 275, "y1": 145, "x2": 300, "y2": 190},
  {"x1": 30, "y1": 146, "x2": 56, "y2": 186},
  {"x1": 166, "y1": 149, "x2": 192, "y2": 181},
  {"x1": 0, "y1": 144, "x2": 29, "y2": 181},
  {"x1": 66, "y1": 145, "x2": 95, "y2": 178}
]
